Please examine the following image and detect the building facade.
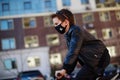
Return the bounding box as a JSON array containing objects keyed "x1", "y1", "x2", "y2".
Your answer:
[
  {"x1": 0, "y1": 0, "x2": 120, "y2": 79},
  {"x1": 0, "y1": 47, "x2": 50, "y2": 79}
]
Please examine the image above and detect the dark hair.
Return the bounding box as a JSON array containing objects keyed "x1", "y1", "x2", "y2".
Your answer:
[{"x1": 51, "y1": 9, "x2": 75, "y2": 25}]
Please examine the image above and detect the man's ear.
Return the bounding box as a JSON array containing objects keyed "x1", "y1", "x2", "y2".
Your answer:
[{"x1": 64, "y1": 19, "x2": 69, "y2": 25}]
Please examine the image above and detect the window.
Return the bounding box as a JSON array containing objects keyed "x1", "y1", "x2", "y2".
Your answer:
[
  {"x1": 23, "y1": 17, "x2": 36, "y2": 28},
  {"x1": 2, "y1": 3, "x2": 9, "y2": 11},
  {"x1": 27, "y1": 57, "x2": 40, "y2": 67},
  {"x1": 96, "y1": 0, "x2": 105, "y2": 4},
  {"x1": 1, "y1": 38, "x2": 16, "y2": 50},
  {"x1": 81, "y1": 0, "x2": 89, "y2": 4},
  {"x1": 0, "y1": 19, "x2": 14, "y2": 30},
  {"x1": 82, "y1": 13, "x2": 94, "y2": 23},
  {"x1": 102, "y1": 28, "x2": 112, "y2": 39},
  {"x1": 99, "y1": 11, "x2": 111, "y2": 22},
  {"x1": 96, "y1": 0, "x2": 116, "y2": 8},
  {"x1": 116, "y1": 0, "x2": 120, "y2": 6},
  {"x1": 4, "y1": 58, "x2": 17, "y2": 70},
  {"x1": 115, "y1": 0, "x2": 120, "y2": 3},
  {"x1": 44, "y1": 16, "x2": 53, "y2": 27},
  {"x1": 104, "y1": 0, "x2": 116, "y2": 7},
  {"x1": 88, "y1": 30, "x2": 97, "y2": 38},
  {"x1": 115, "y1": 10, "x2": 120, "y2": 20},
  {"x1": 24, "y1": 2, "x2": 32, "y2": 10},
  {"x1": 107, "y1": 46, "x2": 116, "y2": 57},
  {"x1": 46, "y1": 34, "x2": 60, "y2": 46},
  {"x1": 62, "y1": 0, "x2": 71, "y2": 6},
  {"x1": 45, "y1": 0, "x2": 52, "y2": 8},
  {"x1": 119, "y1": 27, "x2": 120, "y2": 34},
  {"x1": 96, "y1": 0, "x2": 105, "y2": 8},
  {"x1": 50, "y1": 53, "x2": 62, "y2": 65},
  {"x1": 24, "y1": 36, "x2": 39, "y2": 48}
]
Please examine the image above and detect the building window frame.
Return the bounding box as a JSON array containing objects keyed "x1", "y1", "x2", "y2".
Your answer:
[
  {"x1": 24, "y1": 35, "x2": 39, "y2": 48},
  {"x1": 1, "y1": 38, "x2": 16, "y2": 50},
  {"x1": 115, "y1": 10, "x2": 120, "y2": 20},
  {"x1": 119, "y1": 27, "x2": 120, "y2": 34},
  {"x1": 107, "y1": 46, "x2": 116, "y2": 57},
  {"x1": 96, "y1": 0, "x2": 105, "y2": 8},
  {"x1": 24, "y1": 1, "x2": 32, "y2": 10},
  {"x1": 62, "y1": 0, "x2": 71, "y2": 6},
  {"x1": 0, "y1": 19, "x2": 14, "y2": 31},
  {"x1": 2, "y1": 3, "x2": 9, "y2": 11},
  {"x1": 80, "y1": 0, "x2": 89, "y2": 4},
  {"x1": 46, "y1": 34, "x2": 60, "y2": 46},
  {"x1": 44, "y1": 0, "x2": 52, "y2": 8},
  {"x1": 50, "y1": 53, "x2": 62, "y2": 65},
  {"x1": 96, "y1": 0, "x2": 106, "y2": 4},
  {"x1": 43, "y1": 16, "x2": 53, "y2": 27},
  {"x1": 4, "y1": 58, "x2": 17, "y2": 70},
  {"x1": 27, "y1": 57, "x2": 40, "y2": 67},
  {"x1": 82, "y1": 13, "x2": 94, "y2": 23},
  {"x1": 23, "y1": 17, "x2": 36, "y2": 29},
  {"x1": 88, "y1": 29, "x2": 98, "y2": 38},
  {"x1": 116, "y1": 0, "x2": 120, "y2": 6},
  {"x1": 99, "y1": 11, "x2": 111, "y2": 22},
  {"x1": 102, "y1": 28, "x2": 113, "y2": 39}
]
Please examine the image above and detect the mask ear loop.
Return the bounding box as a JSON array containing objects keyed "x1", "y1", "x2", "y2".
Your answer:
[{"x1": 62, "y1": 14, "x2": 68, "y2": 19}]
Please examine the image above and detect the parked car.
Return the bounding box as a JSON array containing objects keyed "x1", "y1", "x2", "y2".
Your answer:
[
  {"x1": 104, "y1": 64, "x2": 119, "y2": 76},
  {"x1": 16, "y1": 70, "x2": 45, "y2": 80},
  {"x1": 103, "y1": 64, "x2": 120, "y2": 79}
]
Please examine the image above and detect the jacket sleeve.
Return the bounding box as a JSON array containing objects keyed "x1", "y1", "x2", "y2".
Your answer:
[{"x1": 63, "y1": 28, "x2": 84, "y2": 74}]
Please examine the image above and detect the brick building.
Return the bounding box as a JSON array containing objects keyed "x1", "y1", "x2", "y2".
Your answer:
[{"x1": 0, "y1": 0, "x2": 120, "y2": 79}]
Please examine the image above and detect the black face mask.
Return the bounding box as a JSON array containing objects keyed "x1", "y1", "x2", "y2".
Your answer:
[{"x1": 55, "y1": 24, "x2": 66, "y2": 34}]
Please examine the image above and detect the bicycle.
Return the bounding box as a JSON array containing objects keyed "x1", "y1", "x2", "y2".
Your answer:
[{"x1": 55, "y1": 71, "x2": 120, "y2": 80}]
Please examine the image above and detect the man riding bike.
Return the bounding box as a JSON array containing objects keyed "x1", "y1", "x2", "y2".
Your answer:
[{"x1": 51, "y1": 9, "x2": 110, "y2": 80}]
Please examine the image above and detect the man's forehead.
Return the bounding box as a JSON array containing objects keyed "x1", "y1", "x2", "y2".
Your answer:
[
  {"x1": 53, "y1": 17, "x2": 61, "y2": 22},
  {"x1": 53, "y1": 17, "x2": 59, "y2": 20}
]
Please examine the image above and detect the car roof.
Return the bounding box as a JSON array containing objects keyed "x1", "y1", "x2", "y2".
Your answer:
[
  {"x1": 17, "y1": 70, "x2": 44, "y2": 77},
  {"x1": 19, "y1": 70, "x2": 42, "y2": 74}
]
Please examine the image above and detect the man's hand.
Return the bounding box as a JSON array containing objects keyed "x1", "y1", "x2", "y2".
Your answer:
[{"x1": 55, "y1": 69, "x2": 66, "y2": 79}]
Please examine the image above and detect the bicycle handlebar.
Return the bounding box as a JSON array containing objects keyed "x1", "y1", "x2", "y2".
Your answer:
[
  {"x1": 57, "y1": 73, "x2": 62, "y2": 77},
  {"x1": 55, "y1": 73, "x2": 71, "y2": 80}
]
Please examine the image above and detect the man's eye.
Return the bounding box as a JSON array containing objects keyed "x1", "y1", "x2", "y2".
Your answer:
[{"x1": 55, "y1": 23, "x2": 58, "y2": 26}]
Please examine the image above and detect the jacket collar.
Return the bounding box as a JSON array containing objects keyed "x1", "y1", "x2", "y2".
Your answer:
[{"x1": 65, "y1": 24, "x2": 74, "y2": 36}]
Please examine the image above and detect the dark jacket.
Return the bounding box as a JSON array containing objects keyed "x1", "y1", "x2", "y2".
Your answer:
[{"x1": 63, "y1": 25, "x2": 110, "y2": 74}]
